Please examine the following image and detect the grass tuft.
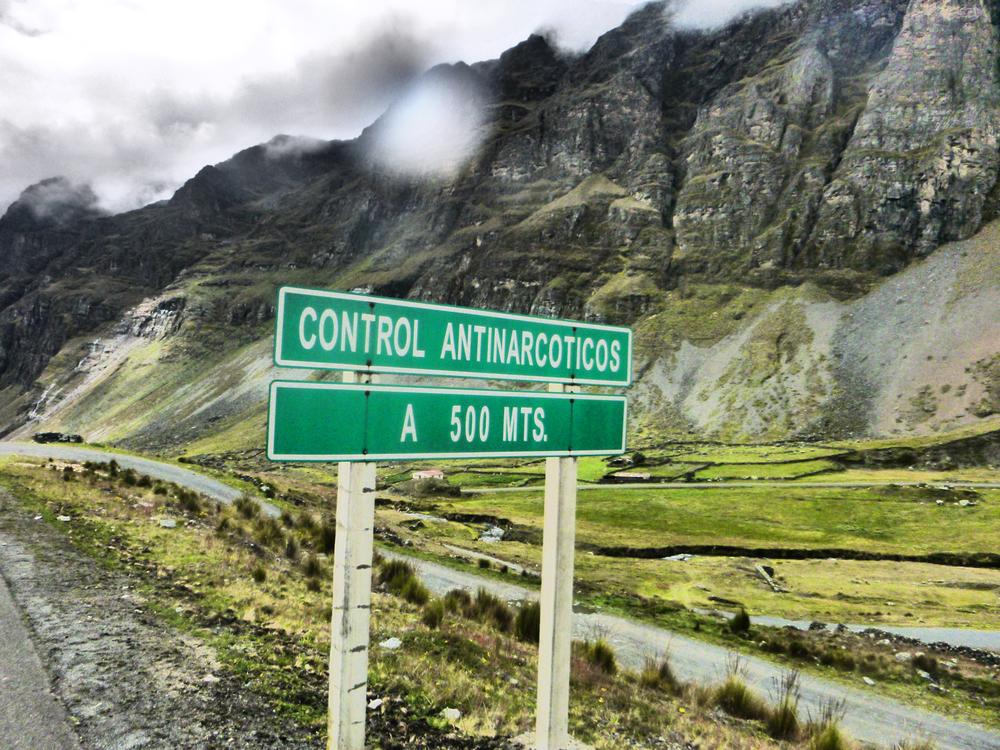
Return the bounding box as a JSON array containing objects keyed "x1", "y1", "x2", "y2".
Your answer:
[
  {"x1": 715, "y1": 655, "x2": 769, "y2": 721},
  {"x1": 422, "y1": 600, "x2": 446, "y2": 629},
  {"x1": 729, "y1": 607, "x2": 752, "y2": 635},
  {"x1": 639, "y1": 654, "x2": 681, "y2": 694},
  {"x1": 468, "y1": 589, "x2": 514, "y2": 633},
  {"x1": 580, "y1": 639, "x2": 618, "y2": 676},
  {"x1": 514, "y1": 601, "x2": 541, "y2": 644},
  {"x1": 235, "y1": 494, "x2": 260, "y2": 519},
  {"x1": 251, "y1": 564, "x2": 267, "y2": 584},
  {"x1": 767, "y1": 671, "x2": 801, "y2": 741}
]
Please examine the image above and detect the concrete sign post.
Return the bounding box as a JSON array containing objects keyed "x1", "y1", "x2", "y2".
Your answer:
[
  {"x1": 327, "y1": 371, "x2": 378, "y2": 750},
  {"x1": 535, "y1": 382, "x2": 579, "y2": 750},
  {"x1": 268, "y1": 287, "x2": 632, "y2": 750}
]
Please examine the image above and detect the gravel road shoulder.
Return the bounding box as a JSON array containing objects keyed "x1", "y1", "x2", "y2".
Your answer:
[{"x1": 0, "y1": 488, "x2": 317, "y2": 750}]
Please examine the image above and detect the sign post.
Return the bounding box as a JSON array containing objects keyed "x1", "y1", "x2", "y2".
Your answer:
[
  {"x1": 535, "y1": 382, "x2": 579, "y2": 750},
  {"x1": 267, "y1": 288, "x2": 632, "y2": 750},
  {"x1": 328, "y1": 372, "x2": 378, "y2": 750}
]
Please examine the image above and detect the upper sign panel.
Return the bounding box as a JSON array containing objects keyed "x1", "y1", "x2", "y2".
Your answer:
[{"x1": 274, "y1": 287, "x2": 632, "y2": 386}]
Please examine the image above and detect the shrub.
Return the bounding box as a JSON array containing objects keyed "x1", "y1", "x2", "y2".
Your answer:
[
  {"x1": 122, "y1": 468, "x2": 138, "y2": 486},
  {"x1": 137, "y1": 474, "x2": 153, "y2": 488},
  {"x1": 469, "y1": 589, "x2": 514, "y2": 633},
  {"x1": 443, "y1": 589, "x2": 472, "y2": 614},
  {"x1": 280, "y1": 511, "x2": 296, "y2": 528},
  {"x1": 640, "y1": 655, "x2": 680, "y2": 694},
  {"x1": 422, "y1": 600, "x2": 446, "y2": 629},
  {"x1": 215, "y1": 517, "x2": 231, "y2": 535},
  {"x1": 251, "y1": 565, "x2": 267, "y2": 583},
  {"x1": 788, "y1": 637, "x2": 811, "y2": 659},
  {"x1": 514, "y1": 601, "x2": 541, "y2": 644},
  {"x1": 108, "y1": 460, "x2": 119, "y2": 477},
  {"x1": 379, "y1": 560, "x2": 417, "y2": 588},
  {"x1": 378, "y1": 560, "x2": 430, "y2": 606},
  {"x1": 285, "y1": 536, "x2": 300, "y2": 562},
  {"x1": 235, "y1": 495, "x2": 260, "y2": 519},
  {"x1": 729, "y1": 608, "x2": 752, "y2": 635},
  {"x1": 318, "y1": 521, "x2": 337, "y2": 554},
  {"x1": 305, "y1": 577, "x2": 322, "y2": 593},
  {"x1": 399, "y1": 577, "x2": 430, "y2": 606},
  {"x1": 62, "y1": 466, "x2": 75, "y2": 481},
  {"x1": 253, "y1": 517, "x2": 285, "y2": 549},
  {"x1": 153, "y1": 484, "x2": 168, "y2": 496},
  {"x1": 297, "y1": 512, "x2": 318, "y2": 532},
  {"x1": 581, "y1": 639, "x2": 617, "y2": 676},
  {"x1": 302, "y1": 555, "x2": 323, "y2": 579},
  {"x1": 478, "y1": 558, "x2": 491, "y2": 570},
  {"x1": 178, "y1": 490, "x2": 201, "y2": 513},
  {"x1": 767, "y1": 671, "x2": 801, "y2": 741}
]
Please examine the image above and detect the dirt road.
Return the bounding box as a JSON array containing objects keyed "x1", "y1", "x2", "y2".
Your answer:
[{"x1": 388, "y1": 551, "x2": 1000, "y2": 750}]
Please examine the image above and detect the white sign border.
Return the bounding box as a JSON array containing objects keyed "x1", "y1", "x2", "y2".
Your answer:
[
  {"x1": 267, "y1": 380, "x2": 628, "y2": 462},
  {"x1": 273, "y1": 286, "x2": 633, "y2": 388}
]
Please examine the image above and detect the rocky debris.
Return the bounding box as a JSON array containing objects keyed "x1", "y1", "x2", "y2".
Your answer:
[
  {"x1": 379, "y1": 637, "x2": 403, "y2": 651},
  {"x1": 479, "y1": 525, "x2": 506, "y2": 543},
  {"x1": 754, "y1": 564, "x2": 786, "y2": 593},
  {"x1": 859, "y1": 628, "x2": 1000, "y2": 669}
]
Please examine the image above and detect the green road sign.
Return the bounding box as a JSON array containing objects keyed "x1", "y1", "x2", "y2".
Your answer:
[
  {"x1": 267, "y1": 381, "x2": 627, "y2": 461},
  {"x1": 274, "y1": 287, "x2": 632, "y2": 386}
]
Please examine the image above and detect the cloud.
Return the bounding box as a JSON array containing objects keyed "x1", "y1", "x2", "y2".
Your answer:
[
  {"x1": 366, "y1": 69, "x2": 488, "y2": 178},
  {"x1": 670, "y1": 0, "x2": 789, "y2": 29},
  {"x1": 0, "y1": 0, "x2": 651, "y2": 214}
]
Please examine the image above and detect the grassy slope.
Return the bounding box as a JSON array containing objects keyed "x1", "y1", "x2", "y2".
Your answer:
[{"x1": 0, "y1": 457, "x2": 790, "y2": 750}]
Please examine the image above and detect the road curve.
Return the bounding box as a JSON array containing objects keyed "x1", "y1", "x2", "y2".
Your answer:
[
  {"x1": 2, "y1": 441, "x2": 998, "y2": 749},
  {"x1": 0, "y1": 442, "x2": 280, "y2": 517},
  {"x1": 386, "y1": 551, "x2": 1000, "y2": 750}
]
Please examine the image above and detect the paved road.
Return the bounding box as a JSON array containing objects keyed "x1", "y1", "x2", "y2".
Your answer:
[
  {"x1": 386, "y1": 551, "x2": 1000, "y2": 750},
  {"x1": 3, "y1": 441, "x2": 999, "y2": 749},
  {"x1": 467, "y1": 480, "x2": 1000, "y2": 493},
  {"x1": 0, "y1": 442, "x2": 280, "y2": 517},
  {"x1": 0, "y1": 565, "x2": 82, "y2": 750}
]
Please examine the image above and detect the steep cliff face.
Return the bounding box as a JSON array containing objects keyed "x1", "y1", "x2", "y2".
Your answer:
[
  {"x1": 2, "y1": 0, "x2": 999, "y2": 444},
  {"x1": 808, "y1": 0, "x2": 1000, "y2": 271}
]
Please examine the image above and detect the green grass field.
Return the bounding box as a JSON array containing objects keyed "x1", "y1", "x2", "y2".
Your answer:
[
  {"x1": 692, "y1": 459, "x2": 842, "y2": 481},
  {"x1": 434, "y1": 485, "x2": 1000, "y2": 555}
]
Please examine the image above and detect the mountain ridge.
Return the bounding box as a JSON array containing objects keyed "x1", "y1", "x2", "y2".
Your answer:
[{"x1": 1, "y1": 0, "x2": 998, "y2": 446}]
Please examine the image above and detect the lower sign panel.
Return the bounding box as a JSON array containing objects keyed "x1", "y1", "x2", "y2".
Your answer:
[{"x1": 267, "y1": 381, "x2": 627, "y2": 461}]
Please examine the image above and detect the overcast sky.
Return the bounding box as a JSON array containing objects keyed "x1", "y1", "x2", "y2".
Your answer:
[{"x1": 0, "y1": 0, "x2": 784, "y2": 214}]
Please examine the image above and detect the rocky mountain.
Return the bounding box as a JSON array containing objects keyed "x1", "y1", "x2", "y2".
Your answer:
[{"x1": 1, "y1": 0, "x2": 998, "y2": 449}]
